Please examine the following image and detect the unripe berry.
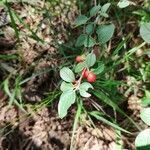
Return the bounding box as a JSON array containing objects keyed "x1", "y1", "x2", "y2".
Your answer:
[
  {"x1": 82, "y1": 68, "x2": 89, "y2": 78},
  {"x1": 87, "y1": 72, "x2": 96, "y2": 83},
  {"x1": 75, "y1": 55, "x2": 84, "y2": 63}
]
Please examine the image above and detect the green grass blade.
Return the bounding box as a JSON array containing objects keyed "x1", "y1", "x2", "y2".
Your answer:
[
  {"x1": 13, "y1": 10, "x2": 44, "y2": 43},
  {"x1": 115, "y1": 129, "x2": 123, "y2": 150},
  {"x1": 92, "y1": 90, "x2": 142, "y2": 131},
  {"x1": 3, "y1": 79, "x2": 11, "y2": 97},
  {"x1": 70, "y1": 98, "x2": 82, "y2": 150},
  {"x1": 112, "y1": 35, "x2": 130, "y2": 56},
  {"x1": 90, "y1": 111, "x2": 131, "y2": 134},
  {"x1": 9, "y1": 88, "x2": 16, "y2": 106},
  {"x1": 19, "y1": 68, "x2": 54, "y2": 85},
  {"x1": 125, "y1": 42, "x2": 146, "y2": 57},
  {"x1": 5, "y1": 1, "x2": 19, "y2": 40},
  {"x1": 3, "y1": 78, "x2": 25, "y2": 111},
  {"x1": 0, "y1": 54, "x2": 18, "y2": 60}
]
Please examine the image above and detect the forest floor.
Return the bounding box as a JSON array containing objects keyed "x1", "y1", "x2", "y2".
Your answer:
[{"x1": 0, "y1": 0, "x2": 149, "y2": 150}]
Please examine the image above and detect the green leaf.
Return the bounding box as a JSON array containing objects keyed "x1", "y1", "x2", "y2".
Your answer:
[
  {"x1": 92, "y1": 63, "x2": 105, "y2": 74},
  {"x1": 101, "y1": 3, "x2": 111, "y2": 13},
  {"x1": 145, "y1": 90, "x2": 150, "y2": 99},
  {"x1": 100, "y1": 12, "x2": 109, "y2": 18},
  {"x1": 90, "y1": 4, "x2": 101, "y2": 17},
  {"x1": 142, "y1": 90, "x2": 150, "y2": 105},
  {"x1": 74, "y1": 15, "x2": 89, "y2": 27},
  {"x1": 96, "y1": 24, "x2": 115, "y2": 44},
  {"x1": 60, "y1": 67, "x2": 75, "y2": 82},
  {"x1": 58, "y1": 90, "x2": 76, "y2": 118},
  {"x1": 142, "y1": 98, "x2": 150, "y2": 105},
  {"x1": 79, "y1": 82, "x2": 93, "y2": 91},
  {"x1": 85, "y1": 53, "x2": 96, "y2": 67},
  {"x1": 140, "y1": 108, "x2": 150, "y2": 126},
  {"x1": 75, "y1": 34, "x2": 87, "y2": 47},
  {"x1": 79, "y1": 82, "x2": 93, "y2": 97},
  {"x1": 0, "y1": 1, "x2": 4, "y2": 6},
  {"x1": 140, "y1": 22, "x2": 150, "y2": 43},
  {"x1": 79, "y1": 90, "x2": 91, "y2": 97},
  {"x1": 84, "y1": 36, "x2": 96, "y2": 47},
  {"x1": 86, "y1": 24, "x2": 94, "y2": 35},
  {"x1": 75, "y1": 62, "x2": 86, "y2": 73},
  {"x1": 135, "y1": 129, "x2": 150, "y2": 150},
  {"x1": 118, "y1": 0, "x2": 130, "y2": 8},
  {"x1": 60, "y1": 81, "x2": 74, "y2": 92}
]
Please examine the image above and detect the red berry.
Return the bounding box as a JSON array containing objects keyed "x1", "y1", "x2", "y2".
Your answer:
[
  {"x1": 82, "y1": 69, "x2": 89, "y2": 78},
  {"x1": 75, "y1": 56, "x2": 82, "y2": 62},
  {"x1": 87, "y1": 72, "x2": 96, "y2": 83},
  {"x1": 75, "y1": 55, "x2": 84, "y2": 63}
]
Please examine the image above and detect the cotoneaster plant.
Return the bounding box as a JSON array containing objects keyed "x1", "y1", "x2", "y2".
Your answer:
[
  {"x1": 57, "y1": 4, "x2": 147, "y2": 142},
  {"x1": 58, "y1": 2, "x2": 116, "y2": 119},
  {"x1": 58, "y1": 52, "x2": 98, "y2": 118}
]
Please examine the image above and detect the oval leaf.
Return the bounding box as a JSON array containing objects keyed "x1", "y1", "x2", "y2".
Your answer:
[
  {"x1": 74, "y1": 15, "x2": 89, "y2": 27},
  {"x1": 79, "y1": 82, "x2": 93, "y2": 97},
  {"x1": 140, "y1": 23, "x2": 150, "y2": 43},
  {"x1": 75, "y1": 34, "x2": 87, "y2": 47},
  {"x1": 96, "y1": 24, "x2": 115, "y2": 44},
  {"x1": 75, "y1": 62, "x2": 86, "y2": 73},
  {"x1": 118, "y1": 0, "x2": 130, "y2": 8},
  {"x1": 60, "y1": 67, "x2": 75, "y2": 82},
  {"x1": 85, "y1": 53, "x2": 96, "y2": 67},
  {"x1": 100, "y1": 12, "x2": 109, "y2": 18},
  {"x1": 60, "y1": 81, "x2": 74, "y2": 92},
  {"x1": 142, "y1": 90, "x2": 150, "y2": 105},
  {"x1": 135, "y1": 129, "x2": 150, "y2": 150},
  {"x1": 101, "y1": 3, "x2": 111, "y2": 13},
  {"x1": 84, "y1": 36, "x2": 96, "y2": 47},
  {"x1": 92, "y1": 63, "x2": 105, "y2": 74},
  {"x1": 86, "y1": 24, "x2": 94, "y2": 35},
  {"x1": 79, "y1": 90, "x2": 91, "y2": 97},
  {"x1": 80, "y1": 82, "x2": 93, "y2": 91},
  {"x1": 90, "y1": 5, "x2": 101, "y2": 17},
  {"x1": 58, "y1": 90, "x2": 76, "y2": 118},
  {"x1": 140, "y1": 108, "x2": 150, "y2": 126}
]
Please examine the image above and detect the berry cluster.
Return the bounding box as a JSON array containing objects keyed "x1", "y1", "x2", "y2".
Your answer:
[
  {"x1": 76, "y1": 55, "x2": 96, "y2": 83},
  {"x1": 82, "y1": 69, "x2": 96, "y2": 83}
]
